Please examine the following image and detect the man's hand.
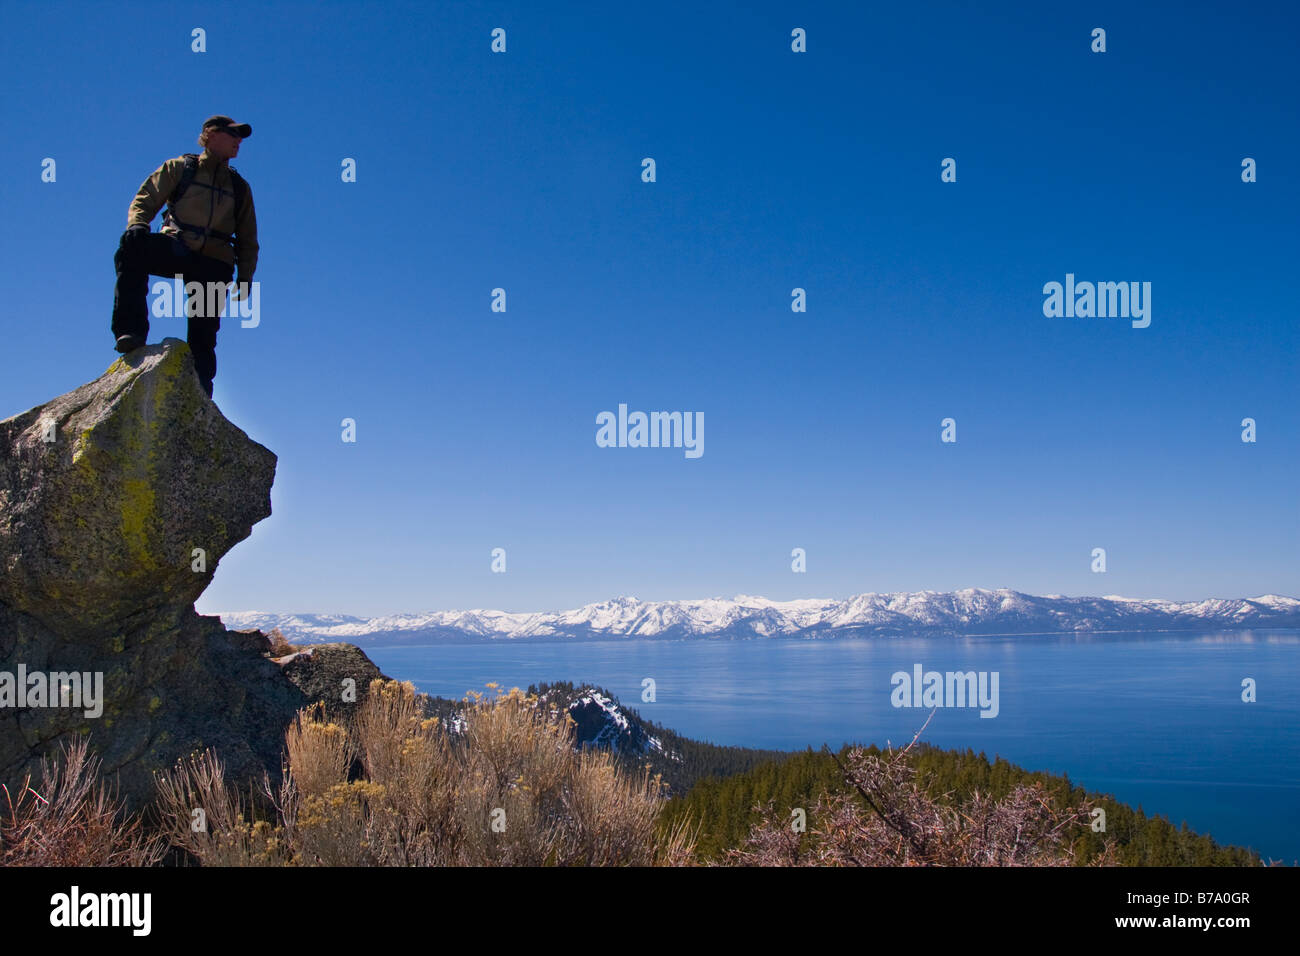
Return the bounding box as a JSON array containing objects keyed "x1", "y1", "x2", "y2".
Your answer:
[
  {"x1": 228, "y1": 276, "x2": 250, "y2": 301},
  {"x1": 121, "y1": 224, "x2": 150, "y2": 247}
]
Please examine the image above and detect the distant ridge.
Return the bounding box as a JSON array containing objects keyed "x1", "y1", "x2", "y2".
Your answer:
[{"x1": 219, "y1": 589, "x2": 1300, "y2": 645}]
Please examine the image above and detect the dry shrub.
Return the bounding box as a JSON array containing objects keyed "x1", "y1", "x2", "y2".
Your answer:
[
  {"x1": 154, "y1": 680, "x2": 695, "y2": 866},
  {"x1": 729, "y1": 721, "x2": 1116, "y2": 867},
  {"x1": 451, "y1": 686, "x2": 692, "y2": 866},
  {"x1": 1, "y1": 736, "x2": 164, "y2": 867},
  {"x1": 267, "y1": 628, "x2": 295, "y2": 657},
  {"x1": 347, "y1": 679, "x2": 462, "y2": 864},
  {"x1": 152, "y1": 748, "x2": 289, "y2": 866}
]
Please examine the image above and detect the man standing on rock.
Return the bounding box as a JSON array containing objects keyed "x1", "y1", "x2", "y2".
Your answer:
[{"x1": 110, "y1": 115, "x2": 259, "y2": 399}]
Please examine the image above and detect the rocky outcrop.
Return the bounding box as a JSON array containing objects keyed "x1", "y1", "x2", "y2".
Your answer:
[
  {"x1": 275, "y1": 643, "x2": 388, "y2": 720},
  {"x1": 0, "y1": 340, "x2": 275, "y2": 637},
  {"x1": 0, "y1": 339, "x2": 383, "y2": 806}
]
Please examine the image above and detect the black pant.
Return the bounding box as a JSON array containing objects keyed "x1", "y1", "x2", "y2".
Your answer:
[{"x1": 112, "y1": 232, "x2": 234, "y2": 396}]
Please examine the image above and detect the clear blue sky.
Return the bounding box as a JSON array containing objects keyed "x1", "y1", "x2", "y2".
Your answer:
[{"x1": 2, "y1": 1, "x2": 1296, "y2": 616}]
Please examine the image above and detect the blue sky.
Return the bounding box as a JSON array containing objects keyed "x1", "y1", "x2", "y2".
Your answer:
[{"x1": 2, "y1": 1, "x2": 1296, "y2": 616}]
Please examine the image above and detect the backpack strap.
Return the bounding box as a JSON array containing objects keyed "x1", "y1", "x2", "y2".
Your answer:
[
  {"x1": 227, "y1": 164, "x2": 249, "y2": 219},
  {"x1": 168, "y1": 153, "x2": 201, "y2": 207}
]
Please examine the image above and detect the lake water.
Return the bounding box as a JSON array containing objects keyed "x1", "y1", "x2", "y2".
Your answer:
[{"x1": 365, "y1": 630, "x2": 1300, "y2": 863}]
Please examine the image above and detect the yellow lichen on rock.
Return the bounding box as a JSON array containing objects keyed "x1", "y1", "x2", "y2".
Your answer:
[{"x1": 120, "y1": 477, "x2": 158, "y2": 571}]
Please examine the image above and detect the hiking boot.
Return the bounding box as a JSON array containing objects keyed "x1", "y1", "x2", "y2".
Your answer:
[{"x1": 114, "y1": 334, "x2": 145, "y2": 354}]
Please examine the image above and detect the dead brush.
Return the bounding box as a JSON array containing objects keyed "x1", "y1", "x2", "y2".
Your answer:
[
  {"x1": 266, "y1": 627, "x2": 296, "y2": 657},
  {"x1": 0, "y1": 736, "x2": 164, "y2": 867},
  {"x1": 728, "y1": 712, "x2": 1117, "y2": 867},
  {"x1": 152, "y1": 679, "x2": 696, "y2": 866}
]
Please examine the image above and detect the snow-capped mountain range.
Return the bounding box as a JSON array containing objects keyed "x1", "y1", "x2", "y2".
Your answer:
[{"x1": 217, "y1": 589, "x2": 1300, "y2": 644}]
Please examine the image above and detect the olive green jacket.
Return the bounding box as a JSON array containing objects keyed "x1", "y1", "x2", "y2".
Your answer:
[{"x1": 126, "y1": 149, "x2": 258, "y2": 277}]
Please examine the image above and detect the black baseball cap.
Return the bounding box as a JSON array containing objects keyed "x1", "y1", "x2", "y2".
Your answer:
[{"x1": 203, "y1": 114, "x2": 252, "y2": 138}]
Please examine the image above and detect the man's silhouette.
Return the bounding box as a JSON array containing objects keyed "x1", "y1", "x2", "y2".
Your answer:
[{"x1": 111, "y1": 115, "x2": 259, "y2": 399}]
